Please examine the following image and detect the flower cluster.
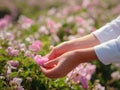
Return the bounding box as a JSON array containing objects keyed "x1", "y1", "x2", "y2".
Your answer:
[{"x1": 66, "y1": 63, "x2": 96, "y2": 89}]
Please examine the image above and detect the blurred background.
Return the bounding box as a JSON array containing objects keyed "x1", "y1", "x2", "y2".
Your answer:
[{"x1": 0, "y1": 0, "x2": 119, "y2": 20}]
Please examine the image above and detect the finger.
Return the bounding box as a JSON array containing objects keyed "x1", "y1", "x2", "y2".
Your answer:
[
  {"x1": 43, "y1": 59, "x2": 58, "y2": 68},
  {"x1": 40, "y1": 66, "x2": 58, "y2": 78},
  {"x1": 47, "y1": 50, "x2": 56, "y2": 60}
]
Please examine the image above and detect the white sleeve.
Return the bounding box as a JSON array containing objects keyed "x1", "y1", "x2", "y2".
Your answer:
[
  {"x1": 94, "y1": 36, "x2": 120, "y2": 65},
  {"x1": 92, "y1": 16, "x2": 120, "y2": 43}
]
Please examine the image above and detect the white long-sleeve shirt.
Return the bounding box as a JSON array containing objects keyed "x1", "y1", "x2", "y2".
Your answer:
[{"x1": 92, "y1": 16, "x2": 120, "y2": 65}]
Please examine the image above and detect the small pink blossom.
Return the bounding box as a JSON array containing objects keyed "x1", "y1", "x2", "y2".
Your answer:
[
  {"x1": 46, "y1": 19, "x2": 61, "y2": 34},
  {"x1": 94, "y1": 83, "x2": 105, "y2": 90},
  {"x1": 111, "y1": 71, "x2": 120, "y2": 80},
  {"x1": 8, "y1": 60, "x2": 19, "y2": 69},
  {"x1": 80, "y1": 76, "x2": 88, "y2": 90},
  {"x1": 11, "y1": 77, "x2": 24, "y2": 90},
  {"x1": 7, "y1": 66, "x2": 12, "y2": 75},
  {"x1": 47, "y1": 19, "x2": 56, "y2": 34},
  {"x1": 7, "y1": 47, "x2": 19, "y2": 56},
  {"x1": 24, "y1": 50, "x2": 34, "y2": 58},
  {"x1": 29, "y1": 40, "x2": 42, "y2": 52},
  {"x1": 76, "y1": 17, "x2": 84, "y2": 24},
  {"x1": 12, "y1": 77, "x2": 22, "y2": 85},
  {"x1": 77, "y1": 28, "x2": 85, "y2": 36},
  {"x1": 18, "y1": 15, "x2": 34, "y2": 29},
  {"x1": 0, "y1": 15, "x2": 11, "y2": 31},
  {"x1": 38, "y1": 26, "x2": 49, "y2": 35},
  {"x1": 66, "y1": 63, "x2": 96, "y2": 89},
  {"x1": 34, "y1": 55, "x2": 49, "y2": 66}
]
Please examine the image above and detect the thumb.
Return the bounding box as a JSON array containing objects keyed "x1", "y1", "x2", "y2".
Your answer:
[{"x1": 44, "y1": 59, "x2": 58, "y2": 69}]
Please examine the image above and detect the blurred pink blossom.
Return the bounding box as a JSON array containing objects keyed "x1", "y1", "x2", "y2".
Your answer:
[
  {"x1": 82, "y1": 0, "x2": 90, "y2": 8},
  {"x1": 62, "y1": 8, "x2": 70, "y2": 15},
  {"x1": 6, "y1": 32, "x2": 14, "y2": 41},
  {"x1": 38, "y1": 26, "x2": 49, "y2": 35},
  {"x1": 67, "y1": 16, "x2": 74, "y2": 23},
  {"x1": 12, "y1": 77, "x2": 22, "y2": 85},
  {"x1": 0, "y1": 15, "x2": 11, "y2": 31},
  {"x1": 7, "y1": 66, "x2": 12, "y2": 75},
  {"x1": 77, "y1": 28, "x2": 85, "y2": 36},
  {"x1": 112, "y1": 4, "x2": 120, "y2": 14},
  {"x1": 72, "y1": 5, "x2": 81, "y2": 12},
  {"x1": 29, "y1": 40, "x2": 42, "y2": 52},
  {"x1": 7, "y1": 47, "x2": 19, "y2": 56},
  {"x1": 24, "y1": 50, "x2": 34, "y2": 57},
  {"x1": 80, "y1": 76, "x2": 88, "y2": 89},
  {"x1": 11, "y1": 77, "x2": 24, "y2": 90},
  {"x1": 8, "y1": 60, "x2": 19, "y2": 69},
  {"x1": 46, "y1": 19, "x2": 56, "y2": 34},
  {"x1": 111, "y1": 71, "x2": 120, "y2": 81},
  {"x1": 94, "y1": 83, "x2": 105, "y2": 90},
  {"x1": 75, "y1": 17, "x2": 84, "y2": 24},
  {"x1": 18, "y1": 15, "x2": 34, "y2": 29},
  {"x1": 34, "y1": 55, "x2": 48, "y2": 66},
  {"x1": 66, "y1": 63, "x2": 96, "y2": 89}
]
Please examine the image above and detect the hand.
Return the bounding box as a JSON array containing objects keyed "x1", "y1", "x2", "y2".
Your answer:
[
  {"x1": 41, "y1": 47, "x2": 98, "y2": 78},
  {"x1": 47, "y1": 42, "x2": 69, "y2": 60},
  {"x1": 41, "y1": 50, "x2": 80, "y2": 78}
]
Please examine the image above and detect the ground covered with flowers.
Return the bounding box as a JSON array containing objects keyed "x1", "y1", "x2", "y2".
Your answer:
[{"x1": 0, "y1": 0, "x2": 120, "y2": 90}]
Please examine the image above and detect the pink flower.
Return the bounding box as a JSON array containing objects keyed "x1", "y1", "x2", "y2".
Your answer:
[
  {"x1": 111, "y1": 71, "x2": 120, "y2": 80},
  {"x1": 18, "y1": 15, "x2": 34, "y2": 29},
  {"x1": 46, "y1": 19, "x2": 61, "y2": 34},
  {"x1": 18, "y1": 86, "x2": 24, "y2": 90},
  {"x1": 77, "y1": 28, "x2": 85, "y2": 36},
  {"x1": 8, "y1": 60, "x2": 19, "y2": 68},
  {"x1": 39, "y1": 26, "x2": 49, "y2": 35},
  {"x1": 76, "y1": 17, "x2": 84, "y2": 24},
  {"x1": 80, "y1": 76, "x2": 88, "y2": 90},
  {"x1": 34, "y1": 55, "x2": 48, "y2": 66},
  {"x1": 66, "y1": 63, "x2": 96, "y2": 89},
  {"x1": 94, "y1": 83, "x2": 105, "y2": 90},
  {"x1": 0, "y1": 15, "x2": 11, "y2": 31},
  {"x1": 29, "y1": 40, "x2": 42, "y2": 52},
  {"x1": 47, "y1": 19, "x2": 56, "y2": 34},
  {"x1": 7, "y1": 47, "x2": 19, "y2": 56},
  {"x1": 12, "y1": 77, "x2": 23, "y2": 85}
]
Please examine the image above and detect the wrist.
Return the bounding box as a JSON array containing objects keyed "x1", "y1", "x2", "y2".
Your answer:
[{"x1": 74, "y1": 48, "x2": 98, "y2": 63}]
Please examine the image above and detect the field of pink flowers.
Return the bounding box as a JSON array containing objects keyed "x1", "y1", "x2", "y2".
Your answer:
[{"x1": 0, "y1": 0, "x2": 120, "y2": 90}]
